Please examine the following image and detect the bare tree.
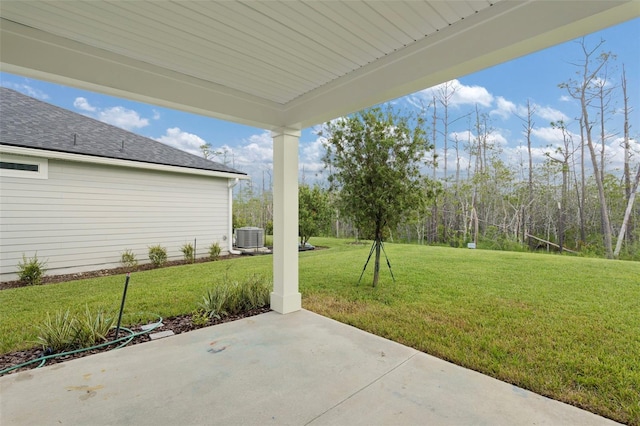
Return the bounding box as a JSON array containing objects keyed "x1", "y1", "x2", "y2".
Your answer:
[
  {"x1": 614, "y1": 163, "x2": 640, "y2": 257},
  {"x1": 548, "y1": 121, "x2": 576, "y2": 253},
  {"x1": 560, "y1": 38, "x2": 615, "y2": 258},
  {"x1": 620, "y1": 64, "x2": 634, "y2": 243},
  {"x1": 438, "y1": 81, "x2": 456, "y2": 183}
]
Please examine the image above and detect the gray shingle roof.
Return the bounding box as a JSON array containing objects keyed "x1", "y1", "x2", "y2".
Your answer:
[{"x1": 0, "y1": 87, "x2": 246, "y2": 176}]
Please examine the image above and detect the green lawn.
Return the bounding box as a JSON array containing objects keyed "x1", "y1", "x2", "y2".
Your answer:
[{"x1": 1, "y1": 238, "x2": 638, "y2": 424}]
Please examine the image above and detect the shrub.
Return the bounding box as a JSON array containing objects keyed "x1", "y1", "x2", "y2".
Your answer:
[
  {"x1": 191, "y1": 309, "x2": 209, "y2": 327},
  {"x1": 199, "y1": 274, "x2": 271, "y2": 319},
  {"x1": 17, "y1": 253, "x2": 47, "y2": 285},
  {"x1": 209, "y1": 242, "x2": 221, "y2": 261},
  {"x1": 181, "y1": 243, "x2": 195, "y2": 264},
  {"x1": 148, "y1": 244, "x2": 167, "y2": 267},
  {"x1": 120, "y1": 249, "x2": 138, "y2": 271}
]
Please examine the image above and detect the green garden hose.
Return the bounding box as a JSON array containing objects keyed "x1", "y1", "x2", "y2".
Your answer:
[{"x1": 0, "y1": 315, "x2": 163, "y2": 376}]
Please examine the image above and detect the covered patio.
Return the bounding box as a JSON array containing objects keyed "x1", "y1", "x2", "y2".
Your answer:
[
  {"x1": 0, "y1": 310, "x2": 620, "y2": 425},
  {"x1": 1, "y1": 0, "x2": 636, "y2": 314},
  {"x1": 0, "y1": 1, "x2": 637, "y2": 424}
]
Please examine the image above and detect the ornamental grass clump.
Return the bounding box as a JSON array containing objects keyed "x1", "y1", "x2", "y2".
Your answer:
[
  {"x1": 35, "y1": 310, "x2": 76, "y2": 353},
  {"x1": 199, "y1": 274, "x2": 270, "y2": 319},
  {"x1": 35, "y1": 306, "x2": 115, "y2": 353}
]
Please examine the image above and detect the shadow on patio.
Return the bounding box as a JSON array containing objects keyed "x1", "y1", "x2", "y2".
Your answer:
[{"x1": 0, "y1": 310, "x2": 619, "y2": 425}]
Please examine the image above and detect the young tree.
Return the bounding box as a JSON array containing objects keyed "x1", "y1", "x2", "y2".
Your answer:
[
  {"x1": 298, "y1": 184, "x2": 332, "y2": 246},
  {"x1": 322, "y1": 107, "x2": 431, "y2": 287}
]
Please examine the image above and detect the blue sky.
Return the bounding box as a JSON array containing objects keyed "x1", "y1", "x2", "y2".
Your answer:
[{"x1": 1, "y1": 18, "x2": 638, "y2": 186}]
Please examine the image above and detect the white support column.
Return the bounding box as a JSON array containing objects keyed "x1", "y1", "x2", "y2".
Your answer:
[{"x1": 271, "y1": 128, "x2": 301, "y2": 314}]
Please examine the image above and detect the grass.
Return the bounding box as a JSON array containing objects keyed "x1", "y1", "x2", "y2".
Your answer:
[{"x1": 1, "y1": 237, "x2": 638, "y2": 424}]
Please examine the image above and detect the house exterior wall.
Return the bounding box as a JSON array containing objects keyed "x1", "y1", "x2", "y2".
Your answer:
[{"x1": 0, "y1": 155, "x2": 231, "y2": 281}]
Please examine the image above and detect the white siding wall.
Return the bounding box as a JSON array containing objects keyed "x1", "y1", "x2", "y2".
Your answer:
[{"x1": 1, "y1": 158, "x2": 231, "y2": 281}]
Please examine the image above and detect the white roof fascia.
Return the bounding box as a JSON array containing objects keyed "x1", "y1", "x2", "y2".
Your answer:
[
  {"x1": 0, "y1": 19, "x2": 286, "y2": 130},
  {"x1": 0, "y1": 145, "x2": 249, "y2": 180}
]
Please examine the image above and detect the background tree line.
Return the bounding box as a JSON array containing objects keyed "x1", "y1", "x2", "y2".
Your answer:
[{"x1": 229, "y1": 39, "x2": 639, "y2": 261}]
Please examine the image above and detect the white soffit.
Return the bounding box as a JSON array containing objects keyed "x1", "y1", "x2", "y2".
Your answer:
[{"x1": 0, "y1": 1, "x2": 637, "y2": 129}]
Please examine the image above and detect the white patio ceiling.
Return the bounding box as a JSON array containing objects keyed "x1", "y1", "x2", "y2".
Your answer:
[{"x1": 1, "y1": 1, "x2": 637, "y2": 130}]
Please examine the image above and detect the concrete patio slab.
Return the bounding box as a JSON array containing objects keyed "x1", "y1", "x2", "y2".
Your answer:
[{"x1": 0, "y1": 310, "x2": 619, "y2": 425}]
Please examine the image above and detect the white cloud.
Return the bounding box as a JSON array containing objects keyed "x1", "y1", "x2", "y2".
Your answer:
[
  {"x1": 73, "y1": 97, "x2": 96, "y2": 112},
  {"x1": 449, "y1": 130, "x2": 475, "y2": 142},
  {"x1": 504, "y1": 145, "x2": 550, "y2": 166},
  {"x1": 559, "y1": 95, "x2": 572, "y2": 102},
  {"x1": 2, "y1": 82, "x2": 49, "y2": 100},
  {"x1": 490, "y1": 96, "x2": 518, "y2": 120},
  {"x1": 300, "y1": 137, "x2": 327, "y2": 179},
  {"x1": 152, "y1": 110, "x2": 161, "y2": 120},
  {"x1": 531, "y1": 125, "x2": 581, "y2": 146},
  {"x1": 531, "y1": 126, "x2": 567, "y2": 144},
  {"x1": 71, "y1": 96, "x2": 151, "y2": 131},
  {"x1": 155, "y1": 127, "x2": 207, "y2": 156},
  {"x1": 414, "y1": 79, "x2": 494, "y2": 108},
  {"x1": 489, "y1": 97, "x2": 568, "y2": 124},
  {"x1": 489, "y1": 132, "x2": 508, "y2": 146},
  {"x1": 214, "y1": 131, "x2": 328, "y2": 184},
  {"x1": 231, "y1": 132, "x2": 274, "y2": 169},
  {"x1": 98, "y1": 106, "x2": 149, "y2": 130},
  {"x1": 604, "y1": 137, "x2": 640, "y2": 171},
  {"x1": 535, "y1": 106, "x2": 569, "y2": 123}
]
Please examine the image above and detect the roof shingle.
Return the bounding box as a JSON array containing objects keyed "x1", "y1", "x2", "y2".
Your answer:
[{"x1": 0, "y1": 87, "x2": 246, "y2": 176}]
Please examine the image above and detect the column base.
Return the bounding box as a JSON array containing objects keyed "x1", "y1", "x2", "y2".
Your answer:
[{"x1": 270, "y1": 291, "x2": 302, "y2": 314}]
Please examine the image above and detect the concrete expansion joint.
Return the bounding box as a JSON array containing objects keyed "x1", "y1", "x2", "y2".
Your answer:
[{"x1": 304, "y1": 352, "x2": 419, "y2": 425}]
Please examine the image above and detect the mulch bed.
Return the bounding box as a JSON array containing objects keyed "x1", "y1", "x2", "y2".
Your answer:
[
  {"x1": 0, "y1": 254, "x2": 267, "y2": 376},
  {"x1": 0, "y1": 255, "x2": 243, "y2": 291},
  {"x1": 0, "y1": 307, "x2": 270, "y2": 376},
  {"x1": 1, "y1": 245, "x2": 327, "y2": 375}
]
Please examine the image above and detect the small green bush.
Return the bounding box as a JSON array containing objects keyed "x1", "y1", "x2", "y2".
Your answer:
[
  {"x1": 181, "y1": 243, "x2": 195, "y2": 263},
  {"x1": 148, "y1": 245, "x2": 167, "y2": 267},
  {"x1": 120, "y1": 249, "x2": 138, "y2": 271},
  {"x1": 191, "y1": 309, "x2": 209, "y2": 326},
  {"x1": 17, "y1": 253, "x2": 47, "y2": 285},
  {"x1": 209, "y1": 242, "x2": 221, "y2": 261}
]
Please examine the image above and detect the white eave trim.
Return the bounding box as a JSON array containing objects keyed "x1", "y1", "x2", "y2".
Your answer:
[{"x1": 0, "y1": 145, "x2": 249, "y2": 180}]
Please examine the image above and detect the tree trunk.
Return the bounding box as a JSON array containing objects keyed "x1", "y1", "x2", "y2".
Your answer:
[
  {"x1": 373, "y1": 237, "x2": 382, "y2": 287},
  {"x1": 621, "y1": 65, "x2": 633, "y2": 243},
  {"x1": 579, "y1": 117, "x2": 587, "y2": 243},
  {"x1": 614, "y1": 163, "x2": 640, "y2": 257},
  {"x1": 583, "y1": 102, "x2": 613, "y2": 258}
]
